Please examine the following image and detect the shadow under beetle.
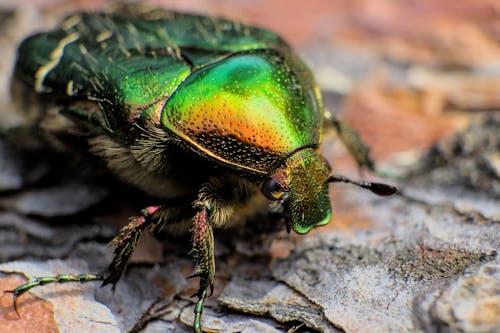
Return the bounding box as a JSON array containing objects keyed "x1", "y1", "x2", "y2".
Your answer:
[{"x1": 7, "y1": 5, "x2": 396, "y2": 332}]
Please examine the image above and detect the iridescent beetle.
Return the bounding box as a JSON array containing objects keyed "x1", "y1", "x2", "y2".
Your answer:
[{"x1": 8, "y1": 6, "x2": 396, "y2": 332}]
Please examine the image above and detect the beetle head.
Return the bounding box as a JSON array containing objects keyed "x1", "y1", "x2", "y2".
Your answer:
[
  {"x1": 262, "y1": 148, "x2": 332, "y2": 234},
  {"x1": 261, "y1": 147, "x2": 398, "y2": 234}
]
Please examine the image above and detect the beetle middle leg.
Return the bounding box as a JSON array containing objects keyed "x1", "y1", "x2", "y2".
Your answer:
[
  {"x1": 103, "y1": 200, "x2": 195, "y2": 287},
  {"x1": 102, "y1": 205, "x2": 160, "y2": 287},
  {"x1": 5, "y1": 202, "x2": 193, "y2": 315}
]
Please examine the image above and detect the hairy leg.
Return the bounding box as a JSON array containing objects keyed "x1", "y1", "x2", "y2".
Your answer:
[
  {"x1": 104, "y1": 199, "x2": 194, "y2": 287},
  {"x1": 189, "y1": 177, "x2": 257, "y2": 332},
  {"x1": 5, "y1": 201, "x2": 192, "y2": 312},
  {"x1": 103, "y1": 205, "x2": 160, "y2": 287},
  {"x1": 190, "y1": 206, "x2": 214, "y2": 333}
]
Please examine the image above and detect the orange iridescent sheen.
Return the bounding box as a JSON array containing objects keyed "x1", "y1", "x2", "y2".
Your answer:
[{"x1": 161, "y1": 50, "x2": 323, "y2": 174}]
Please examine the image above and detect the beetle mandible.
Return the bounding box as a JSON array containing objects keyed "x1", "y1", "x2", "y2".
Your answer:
[{"x1": 7, "y1": 5, "x2": 396, "y2": 332}]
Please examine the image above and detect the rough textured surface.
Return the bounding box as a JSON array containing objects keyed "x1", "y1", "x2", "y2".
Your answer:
[
  {"x1": 0, "y1": 2, "x2": 499, "y2": 333},
  {"x1": 409, "y1": 116, "x2": 500, "y2": 199},
  {"x1": 219, "y1": 278, "x2": 340, "y2": 332},
  {"x1": 422, "y1": 263, "x2": 500, "y2": 333}
]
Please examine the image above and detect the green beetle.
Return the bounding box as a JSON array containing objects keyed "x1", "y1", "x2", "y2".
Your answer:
[{"x1": 9, "y1": 5, "x2": 396, "y2": 332}]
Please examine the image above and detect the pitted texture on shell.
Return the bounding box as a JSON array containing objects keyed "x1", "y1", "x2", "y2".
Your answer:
[
  {"x1": 162, "y1": 51, "x2": 323, "y2": 174},
  {"x1": 15, "y1": 9, "x2": 324, "y2": 174},
  {"x1": 14, "y1": 10, "x2": 286, "y2": 132}
]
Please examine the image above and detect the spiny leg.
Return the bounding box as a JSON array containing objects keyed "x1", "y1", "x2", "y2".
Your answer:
[
  {"x1": 4, "y1": 273, "x2": 103, "y2": 316},
  {"x1": 188, "y1": 177, "x2": 255, "y2": 332},
  {"x1": 2, "y1": 204, "x2": 160, "y2": 314},
  {"x1": 190, "y1": 206, "x2": 215, "y2": 333},
  {"x1": 328, "y1": 116, "x2": 402, "y2": 179},
  {"x1": 103, "y1": 203, "x2": 191, "y2": 287},
  {"x1": 4, "y1": 203, "x2": 185, "y2": 315},
  {"x1": 102, "y1": 205, "x2": 159, "y2": 286}
]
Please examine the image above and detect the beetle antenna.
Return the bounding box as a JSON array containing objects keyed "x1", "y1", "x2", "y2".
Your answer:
[{"x1": 328, "y1": 175, "x2": 397, "y2": 196}]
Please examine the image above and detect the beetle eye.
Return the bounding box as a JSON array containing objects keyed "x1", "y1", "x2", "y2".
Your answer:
[{"x1": 261, "y1": 178, "x2": 285, "y2": 201}]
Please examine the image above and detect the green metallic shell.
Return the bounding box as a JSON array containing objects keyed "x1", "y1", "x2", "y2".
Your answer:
[
  {"x1": 161, "y1": 50, "x2": 323, "y2": 174},
  {"x1": 14, "y1": 8, "x2": 324, "y2": 176}
]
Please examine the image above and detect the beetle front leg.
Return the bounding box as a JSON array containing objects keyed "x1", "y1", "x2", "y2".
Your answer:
[
  {"x1": 187, "y1": 177, "x2": 256, "y2": 332},
  {"x1": 328, "y1": 116, "x2": 375, "y2": 171},
  {"x1": 190, "y1": 205, "x2": 215, "y2": 333}
]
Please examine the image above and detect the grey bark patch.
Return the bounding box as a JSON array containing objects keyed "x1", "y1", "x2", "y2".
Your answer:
[
  {"x1": 0, "y1": 141, "x2": 24, "y2": 191},
  {"x1": 219, "y1": 277, "x2": 341, "y2": 332},
  {"x1": 0, "y1": 183, "x2": 108, "y2": 217},
  {"x1": 0, "y1": 212, "x2": 116, "y2": 262},
  {"x1": 419, "y1": 263, "x2": 500, "y2": 333},
  {"x1": 272, "y1": 235, "x2": 495, "y2": 333},
  {"x1": 180, "y1": 305, "x2": 285, "y2": 333},
  {"x1": 408, "y1": 116, "x2": 500, "y2": 198}
]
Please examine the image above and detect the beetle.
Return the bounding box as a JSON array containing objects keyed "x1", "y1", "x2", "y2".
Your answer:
[{"x1": 7, "y1": 5, "x2": 396, "y2": 332}]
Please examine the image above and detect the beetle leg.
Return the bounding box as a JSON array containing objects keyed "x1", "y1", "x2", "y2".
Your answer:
[
  {"x1": 5, "y1": 203, "x2": 193, "y2": 316},
  {"x1": 190, "y1": 205, "x2": 215, "y2": 333},
  {"x1": 328, "y1": 117, "x2": 375, "y2": 171},
  {"x1": 189, "y1": 177, "x2": 247, "y2": 332},
  {"x1": 3, "y1": 207, "x2": 157, "y2": 314},
  {"x1": 5, "y1": 273, "x2": 103, "y2": 317},
  {"x1": 103, "y1": 203, "x2": 191, "y2": 287},
  {"x1": 102, "y1": 206, "x2": 158, "y2": 287}
]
